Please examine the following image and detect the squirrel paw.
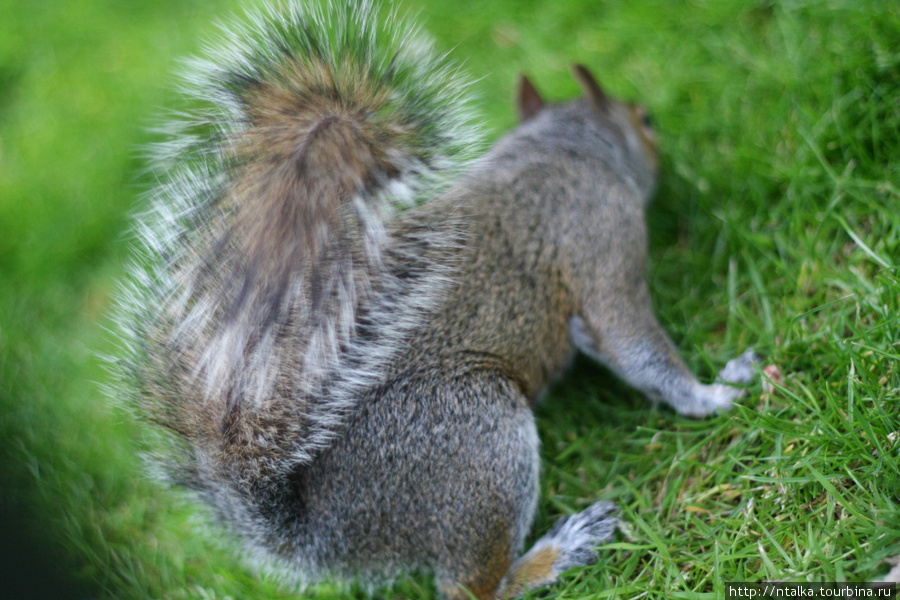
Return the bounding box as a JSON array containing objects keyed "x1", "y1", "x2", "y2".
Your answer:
[
  {"x1": 498, "y1": 501, "x2": 618, "y2": 597},
  {"x1": 697, "y1": 348, "x2": 761, "y2": 415},
  {"x1": 717, "y1": 349, "x2": 761, "y2": 387},
  {"x1": 673, "y1": 349, "x2": 761, "y2": 418},
  {"x1": 541, "y1": 500, "x2": 619, "y2": 573}
]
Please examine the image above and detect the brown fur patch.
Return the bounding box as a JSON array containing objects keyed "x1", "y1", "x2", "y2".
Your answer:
[
  {"x1": 225, "y1": 59, "x2": 398, "y2": 278},
  {"x1": 502, "y1": 544, "x2": 560, "y2": 598},
  {"x1": 468, "y1": 532, "x2": 515, "y2": 600},
  {"x1": 628, "y1": 103, "x2": 659, "y2": 174},
  {"x1": 441, "y1": 524, "x2": 515, "y2": 600}
]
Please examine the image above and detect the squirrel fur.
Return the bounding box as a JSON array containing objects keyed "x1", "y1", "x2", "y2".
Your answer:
[{"x1": 112, "y1": 1, "x2": 759, "y2": 598}]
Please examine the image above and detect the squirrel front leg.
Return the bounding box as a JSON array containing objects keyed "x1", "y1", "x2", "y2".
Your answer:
[{"x1": 571, "y1": 280, "x2": 758, "y2": 418}]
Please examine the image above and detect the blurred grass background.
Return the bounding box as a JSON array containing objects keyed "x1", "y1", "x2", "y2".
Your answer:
[{"x1": 1, "y1": 0, "x2": 898, "y2": 598}]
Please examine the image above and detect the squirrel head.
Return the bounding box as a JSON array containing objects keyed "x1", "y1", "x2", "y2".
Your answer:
[
  {"x1": 570, "y1": 64, "x2": 659, "y2": 181},
  {"x1": 517, "y1": 66, "x2": 660, "y2": 197}
]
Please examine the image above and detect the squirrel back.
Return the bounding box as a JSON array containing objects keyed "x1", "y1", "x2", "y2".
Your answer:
[{"x1": 113, "y1": 0, "x2": 479, "y2": 487}]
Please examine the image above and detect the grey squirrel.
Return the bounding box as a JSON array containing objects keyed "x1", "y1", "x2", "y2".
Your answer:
[{"x1": 112, "y1": 0, "x2": 759, "y2": 598}]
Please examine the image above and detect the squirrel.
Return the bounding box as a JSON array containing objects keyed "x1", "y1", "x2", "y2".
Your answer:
[{"x1": 112, "y1": 0, "x2": 759, "y2": 598}]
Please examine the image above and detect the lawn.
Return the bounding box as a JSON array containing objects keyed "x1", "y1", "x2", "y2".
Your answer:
[{"x1": 0, "y1": 0, "x2": 898, "y2": 598}]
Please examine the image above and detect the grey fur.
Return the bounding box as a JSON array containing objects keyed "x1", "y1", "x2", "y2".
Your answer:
[{"x1": 111, "y1": 1, "x2": 758, "y2": 598}]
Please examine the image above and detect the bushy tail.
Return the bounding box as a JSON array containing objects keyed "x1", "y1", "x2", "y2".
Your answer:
[{"x1": 113, "y1": 0, "x2": 479, "y2": 493}]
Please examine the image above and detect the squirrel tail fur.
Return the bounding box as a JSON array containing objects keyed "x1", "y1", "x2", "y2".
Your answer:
[{"x1": 113, "y1": 0, "x2": 478, "y2": 490}]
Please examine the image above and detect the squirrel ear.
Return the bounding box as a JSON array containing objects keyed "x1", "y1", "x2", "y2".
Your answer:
[
  {"x1": 517, "y1": 74, "x2": 545, "y2": 122},
  {"x1": 571, "y1": 64, "x2": 610, "y2": 111}
]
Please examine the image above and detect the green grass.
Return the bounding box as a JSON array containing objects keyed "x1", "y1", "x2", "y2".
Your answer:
[{"x1": 1, "y1": 0, "x2": 898, "y2": 598}]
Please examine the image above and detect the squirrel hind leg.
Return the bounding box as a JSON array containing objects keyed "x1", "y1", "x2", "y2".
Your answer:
[
  {"x1": 440, "y1": 501, "x2": 618, "y2": 600},
  {"x1": 497, "y1": 501, "x2": 618, "y2": 598}
]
